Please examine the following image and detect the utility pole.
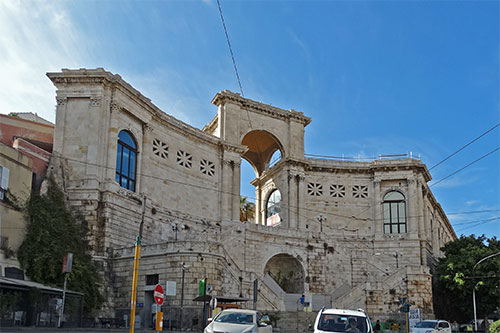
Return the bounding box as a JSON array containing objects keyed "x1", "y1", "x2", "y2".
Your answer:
[{"x1": 129, "y1": 197, "x2": 146, "y2": 333}]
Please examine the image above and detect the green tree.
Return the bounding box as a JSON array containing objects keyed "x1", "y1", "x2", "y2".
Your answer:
[
  {"x1": 240, "y1": 196, "x2": 255, "y2": 222},
  {"x1": 433, "y1": 235, "x2": 500, "y2": 321},
  {"x1": 17, "y1": 179, "x2": 103, "y2": 313}
]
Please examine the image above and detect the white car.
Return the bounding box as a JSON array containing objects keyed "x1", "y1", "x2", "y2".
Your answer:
[
  {"x1": 313, "y1": 308, "x2": 373, "y2": 333},
  {"x1": 412, "y1": 320, "x2": 452, "y2": 333},
  {"x1": 204, "y1": 309, "x2": 272, "y2": 333}
]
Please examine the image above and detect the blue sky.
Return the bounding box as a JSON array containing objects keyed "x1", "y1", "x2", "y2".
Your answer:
[{"x1": 0, "y1": 0, "x2": 498, "y2": 238}]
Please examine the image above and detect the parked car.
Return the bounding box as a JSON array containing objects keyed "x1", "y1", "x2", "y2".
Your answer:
[
  {"x1": 203, "y1": 309, "x2": 272, "y2": 333},
  {"x1": 312, "y1": 308, "x2": 373, "y2": 333},
  {"x1": 412, "y1": 320, "x2": 452, "y2": 333}
]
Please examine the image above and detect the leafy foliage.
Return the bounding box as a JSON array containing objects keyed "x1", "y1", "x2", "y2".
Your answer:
[
  {"x1": 433, "y1": 235, "x2": 500, "y2": 321},
  {"x1": 240, "y1": 196, "x2": 255, "y2": 222},
  {"x1": 491, "y1": 320, "x2": 500, "y2": 333},
  {"x1": 17, "y1": 179, "x2": 103, "y2": 313}
]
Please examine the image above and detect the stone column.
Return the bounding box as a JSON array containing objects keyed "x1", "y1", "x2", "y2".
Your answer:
[
  {"x1": 287, "y1": 171, "x2": 293, "y2": 229},
  {"x1": 296, "y1": 173, "x2": 305, "y2": 230},
  {"x1": 220, "y1": 159, "x2": 232, "y2": 221},
  {"x1": 139, "y1": 123, "x2": 153, "y2": 192},
  {"x1": 232, "y1": 159, "x2": 241, "y2": 221},
  {"x1": 53, "y1": 96, "x2": 68, "y2": 155},
  {"x1": 416, "y1": 180, "x2": 425, "y2": 238},
  {"x1": 106, "y1": 103, "x2": 121, "y2": 182},
  {"x1": 408, "y1": 179, "x2": 418, "y2": 235},
  {"x1": 373, "y1": 180, "x2": 382, "y2": 235},
  {"x1": 255, "y1": 185, "x2": 262, "y2": 225}
]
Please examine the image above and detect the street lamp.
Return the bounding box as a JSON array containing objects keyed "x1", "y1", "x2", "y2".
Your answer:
[
  {"x1": 316, "y1": 214, "x2": 327, "y2": 233},
  {"x1": 393, "y1": 252, "x2": 400, "y2": 269},
  {"x1": 180, "y1": 262, "x2": 189, "y2": 331},
  {"x1": 472, "y1": 251, "x2": 500, "y2": 332}
]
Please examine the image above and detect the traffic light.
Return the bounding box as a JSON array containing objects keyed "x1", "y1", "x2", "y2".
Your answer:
[
  {"x1": 400, "y1": 303, "x2": 410, "y2": 313},
  {"x1": 198, "y1": 279, "x2": 206, "y2": 296}
]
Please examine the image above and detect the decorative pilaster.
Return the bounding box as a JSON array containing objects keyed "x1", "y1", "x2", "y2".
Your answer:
[
  {"x1": 296, "y1": 173, "x2": 305, "y2": 230},
  {"x1": 373, "y1": 180, "x2": 382, "y2": 235},
  {"x1": 408, "y1": 179, "x2": 418, "y2": 234}
]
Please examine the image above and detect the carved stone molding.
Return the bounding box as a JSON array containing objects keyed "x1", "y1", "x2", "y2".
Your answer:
[
  {"x1": 222, "y1": 159, "x2": 241, "y2": 168},
  {"x1": 294, "y1": 173, "x2": 305, "y2": 182},
  {"x1": 110, "y1": 103, "x2": 121, "y2": 113},
  {"x1": 90, "y1": 97, "x2": 102, "y2": 107},
  {"x1": 56, "y1": 97, "x2": 67, "y2": 106},
  {"x1": 142, "y1": 123, "x2": 153, "y2": 134}
]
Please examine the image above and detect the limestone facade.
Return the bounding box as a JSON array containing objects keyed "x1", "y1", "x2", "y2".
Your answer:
[{"x1": 46, "y1": 68, "x2": 455, "y2": 328}]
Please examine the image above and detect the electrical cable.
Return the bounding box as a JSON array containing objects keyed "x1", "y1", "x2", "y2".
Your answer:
[
  {"x1": 216, "y1": 0, "x2": 244, "y2": 97},
  {"x1": 48, "y1": 153, "x2": 499, "y2": 226},
  {"x1": 429, "y1": 123, "x2": 500, "y2": 171},
  {"x1": 430, "y1": 147, "x2": 500, "y2": 187}
]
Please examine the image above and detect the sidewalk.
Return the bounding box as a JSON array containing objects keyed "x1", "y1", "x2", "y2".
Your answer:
[{"x1": 0, "y1": 328, "x2": 200, "y2": 333}]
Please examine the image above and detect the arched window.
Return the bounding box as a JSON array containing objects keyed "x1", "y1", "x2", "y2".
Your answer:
[
  {"x1": 383, "y1": 191, "x2": 406, "y2": 233},
  {"x1": 115, "y1": 130, "x2": 137, "y2": 191},
  {"x1": 266, "y1": 189, "x2": 281, "y2": 226}
]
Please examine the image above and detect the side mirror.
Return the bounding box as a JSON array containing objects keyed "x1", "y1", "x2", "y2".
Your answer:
[
  {"x1": 309, "y1": 323, "x2": 314, "y2": 331},
  {"x1": 258, "y1": 322, "x2": 269, "y2": 327},
  {"x1": 208, "y1": 318, "x2": 213, "y2": 323}
]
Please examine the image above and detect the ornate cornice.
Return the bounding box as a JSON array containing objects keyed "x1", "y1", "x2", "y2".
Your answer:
[
  {"x1": 211, "y1": 90, "x2": 311, "y2": 126},
  {"x1": 202, "y1": 114, "x2": 218, "y2": 134},
  {"x1": 90, "y1": 97, "x2": 101, "y2": 107},
  {"x1": 47, "y1": 68, "x2": 224, "y2": 148}
]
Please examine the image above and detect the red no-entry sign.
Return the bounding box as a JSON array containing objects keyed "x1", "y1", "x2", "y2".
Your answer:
[{"x1": 154, "y1": 284, "x2": 164, "y2": 305}]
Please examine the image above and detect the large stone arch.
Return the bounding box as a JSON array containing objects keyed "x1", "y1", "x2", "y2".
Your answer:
[
  {"x1": 207, "y1": 90, "x2": 311, "y2": 225},
  {"x1": 209, "y1": 90, "x2": 311, "y2": 163},
  {"x1": 264, "y1": 253, "x2": 305, "y2": 293},
  {"x1": 241, "y1": 130, "x2": 284, "y2": 176}
]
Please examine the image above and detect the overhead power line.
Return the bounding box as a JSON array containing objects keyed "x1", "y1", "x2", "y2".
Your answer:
[
  {"x1": 429, "y1": 123, "x2": 500, "y2": 171},
  {"x1": 51, "y1": 154, "x2": 499, "y2": 226},
  {"x1": 216, "y1": 0, "x2": 244, "y2": 97},
  {"x1": 430, "y1": 147, "x2": 500, "y2": 188}
]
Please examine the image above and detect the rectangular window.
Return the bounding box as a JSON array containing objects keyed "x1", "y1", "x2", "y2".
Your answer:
[{"x1": 146, "y1": 274, "x2": 159, "y2": 286}]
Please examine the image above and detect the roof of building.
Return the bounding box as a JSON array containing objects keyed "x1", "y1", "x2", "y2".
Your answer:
[{"x1": 0, "y1": 276, "x2": 83, "y2": 296}]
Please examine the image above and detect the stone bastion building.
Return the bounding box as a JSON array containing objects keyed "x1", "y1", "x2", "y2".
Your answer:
[{"x1": 46, "y1": 68, "x2": 455, "y2": 328}]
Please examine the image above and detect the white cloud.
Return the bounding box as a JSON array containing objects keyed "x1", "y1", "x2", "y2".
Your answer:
[{"x1": 0, "y1": 1, "x2": 87, "y2": 122}]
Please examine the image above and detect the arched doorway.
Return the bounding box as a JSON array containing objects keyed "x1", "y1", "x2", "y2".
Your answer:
[{"x1": 264, "y1": 254, "x2": 305, "y2": 293}]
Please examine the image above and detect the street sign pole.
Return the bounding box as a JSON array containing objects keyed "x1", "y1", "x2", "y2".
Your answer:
[
  {"x1": 154, "y1": 284, "x2": 165, "y2": 332},
  {"x1": 129, "y1": 197, "x2": 146, "y2": 333}
]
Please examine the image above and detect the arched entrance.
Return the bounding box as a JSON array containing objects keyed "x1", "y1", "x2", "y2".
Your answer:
[{"x1": 264, "y1": 254, "x2": 305, "y2": 293}]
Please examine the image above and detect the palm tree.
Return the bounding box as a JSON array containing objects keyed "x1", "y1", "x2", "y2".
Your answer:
[{"x1": 240, "y1": 196, "x2": 255, "y2": 222}]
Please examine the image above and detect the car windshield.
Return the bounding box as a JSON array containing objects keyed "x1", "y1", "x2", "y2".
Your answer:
[
  {"x1": 416, "y1": 321, "x2": 438, "y2": 328},
  {"x1": 317, "y1": 314, "x2": 368, "y2": 333},
  {"x1": 215, "y1": 312, "x2": 254, "y2": 325}
]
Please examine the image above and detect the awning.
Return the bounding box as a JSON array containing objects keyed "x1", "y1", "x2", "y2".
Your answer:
[
  {"x1": 0, "y1": 276, "x2": 83, "y2": 296},
  {"x1": 192, "y1": 295, "x2": 249, "y2": 303}
]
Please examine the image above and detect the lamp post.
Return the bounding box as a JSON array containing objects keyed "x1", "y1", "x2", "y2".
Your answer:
[
  {"x1": 180, "y1": 262, "x2": 188, "y2": 331},
  {"x1": 472, "y1": 251, "x2": 500, "y2": 332},
  {"x1": 316, "y1": 214, "x2": 327, "y2": 233},
  {"x1": 393, "y1": 252, "x2": 400, "y2": 269}
]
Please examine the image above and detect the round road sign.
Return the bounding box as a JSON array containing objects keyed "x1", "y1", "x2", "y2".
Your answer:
[{"x1": 154, "y1": 284, "x2": 164, "y2": 305}]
